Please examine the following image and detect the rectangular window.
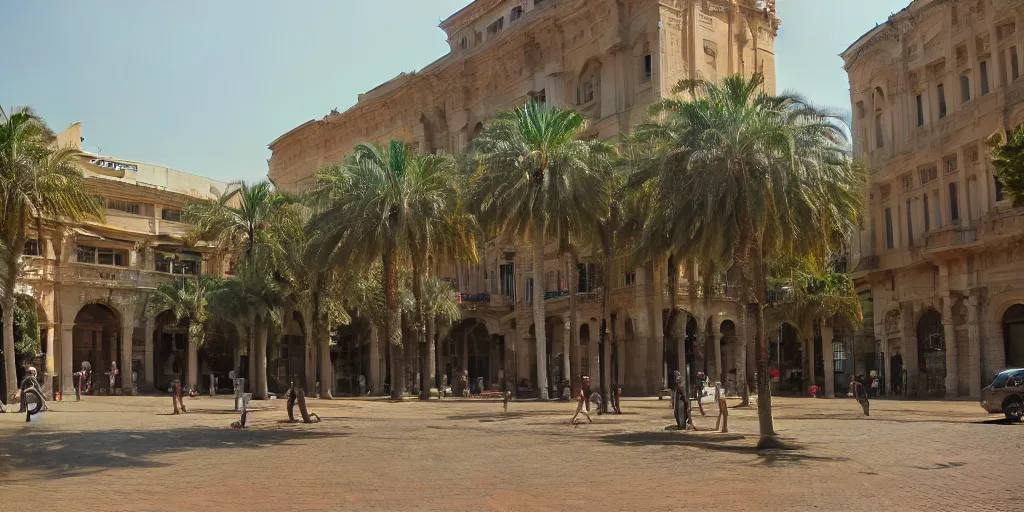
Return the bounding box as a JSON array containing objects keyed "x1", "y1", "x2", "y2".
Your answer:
[
  {"x1": 906, "y1": 199, "x2": 914, "y2": 245},
  {"x1": 875, "y1": 113, "x2": 884, "y2": 148},
  {"x1": 960, "y1": 74, "x2": 971, "y2": 103},
  {"x1": 923, "y1": 194, "x2": 931, "y2": 232},
  {"x1": 916, "y1": 94, "x2": 924, "y2": 126},
  {"x1": 525, "y1": 277, "x2": 534, "y2": 303},
  {"x1": 949, "y1": 182, "x2": 961, "y2": 221},
  {"x1": 161, "y1": 208, "x2": 183, "y2": 222},
  {"x1": 937, "y1": 84, "x2": 947, "y2": 118},
  {"x1": 980, "y1": 61, "x2": 990, "y2": 94},
  {"x1": 577, "y1": 263, "x2": 597, "y2": 293},
  {"x1": 499, "y1": 263, "x2": 516, "y2": 300},
  {"x1": 77, "y1": 245, "x2": 95, "y2": 264},
  {"x1": 23, "y1": 239, "x2": 41, "y2": 256},
  {"x1": 1012, "y1": 46, "x2": 1020, "y2": 80},
  {"x1": 901, "y1": 174, "x2": 913, "y2": 191},
  {"x1": 155, "y1": 252, "x2": 199, "y2": 275},
  {"x1": 885, "y1": 208, "x2": 895, "y2": 249},
  {"x1": 510, "y1": 5, "x2": 524, "y2": 22},
  {"x1": 944, "y1": 156, "x2": 958, "y2": 174},
  {"x1": 486, "y1": 18, "x2": 504, "y2": 38},
  {"x1": 643, "y1": 54, "x2": 653, "y2": 82},
  {"x1": 76, "y1": 245, "x2": 127, "y2": 266},
  {"x1": 624, "y1": 271, "x2": 636, "y2": 287},
  {"x1": 107, "y1": 199, "x2": 141, "y2": 215}
]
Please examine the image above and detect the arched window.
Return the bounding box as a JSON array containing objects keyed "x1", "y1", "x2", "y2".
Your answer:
[
  {"x1": 576, "y1": 60, "x2": 601, "y2": 106},
  {"x1": 873, "y1": 87, "x2": 886, "y2": 149}
]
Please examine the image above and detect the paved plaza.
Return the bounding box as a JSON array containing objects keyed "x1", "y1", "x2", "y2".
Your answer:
[{"x1": 0, "y1": 394, "x2": 1019, "y2": 511}]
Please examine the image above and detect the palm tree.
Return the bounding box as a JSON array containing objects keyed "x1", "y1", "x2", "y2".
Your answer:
[
  {"x1": 148, "y1": 275, "x2": 220, "y2": 390},
  {"x1": 630, "y1": 74, "x2": 865, "y2": 448},
  {"x1": 418, "y1": 275, "x2": 462, "y2": 397},
  {"x1": 309, "y1": 140, "x2": 465, "y2": 400},
  {"x1": 184, "y1": 181, "x2": 294, "y2": 399},
  {"x1": 0, "y1": 107, "x2": 104, "y2": 401},
  {"x1": 467, "y1": 101, "x2": 610, "y2": 399}
]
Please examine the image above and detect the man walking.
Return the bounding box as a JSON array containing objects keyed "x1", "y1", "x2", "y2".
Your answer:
[
  {"x1": 672, "y1": 370, "x2": 696, "y2": 430},
  {"x1": 852, "y1": 375, "x2": 870, "y2": 416},
  {"x1": 570, "y1": 375, "x2": 594, "y2": 426}
]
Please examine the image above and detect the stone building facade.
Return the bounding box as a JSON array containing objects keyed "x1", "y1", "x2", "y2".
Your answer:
[
  {"x1": 269, "y1": 0, "x2": 780, "y2": 397},
  {"x1": 5, "y1": 122, "x2": 237, "y2": 398},
  {"x1": 843, "y1": 0, "x2": 1024, "y2": 399}
]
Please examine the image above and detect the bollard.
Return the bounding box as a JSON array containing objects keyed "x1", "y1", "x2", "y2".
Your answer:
[{"x1": 234, "y1": 378, "x2": 245, "y2": 411}]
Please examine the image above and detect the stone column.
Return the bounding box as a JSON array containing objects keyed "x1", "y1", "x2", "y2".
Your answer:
[
  {"x1": 121, "y1": 321, "x2": 135, "y2": 393},
  {"x1": 821, "y1": 320, "x2": 835, "y2": 398},
  {"x1": 711, "y1": 319, "x2": 722, "y2": 386},
  {"x1": 967, "y1": 290, "x2": 983, "y2": 399},
  {"x1": 144, "y1": 316, "x2": 155, "y2": 390},
  {"x1": 882, "y1": 336, "x2": 892, "y2": 396},
  {"x1": 562, "y1": 314, "x2": 571, "y2": 385},
  {"x1": 60, "y1": 324, "x2": 75, "y2": 396},
  {"x1": 903, "y1": 303, "x2": 920, "y2": 397},
  {"x1": 43, "y1": 325, "x2": 55, "y2": 394},
  {"x1": 942, "y1": 295, "x2": 958, "y2": 398},
  {"x1": 588, "y1": 321, "x2": 600, "y2": 383}
]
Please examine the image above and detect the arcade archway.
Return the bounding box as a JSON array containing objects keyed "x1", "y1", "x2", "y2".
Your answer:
[
  {"x1": 72, "y1": 303, "x2": 121, "y2": 394},
  {"x1": 1002, "y1": 304, "x2": 1024, "y2": 368},
  {"x1": 916, "y1": 308, "x2": 945, "y2": 397}
]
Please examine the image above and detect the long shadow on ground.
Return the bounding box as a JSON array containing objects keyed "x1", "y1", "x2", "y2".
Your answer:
[
  {"x1": 0, "y1": 426, "x2": 347, "y2": 481},
  {"x1": 599, "y1": 431, "x2": 848, "y2": 467}
]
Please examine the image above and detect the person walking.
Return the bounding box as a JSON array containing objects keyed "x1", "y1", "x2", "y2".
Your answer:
[
  {"x1": 853, "y1": 374, "x2": 870, "y2": 416},
  {"x1": 570, "y1": 375, "x2": 594, "y2": 427},
  {"x1": 713, "y1": 382, "x2": 728, "y2": 433},
  {"x1": 671, "y1": 370, "x2": 696, "y2": 430}
]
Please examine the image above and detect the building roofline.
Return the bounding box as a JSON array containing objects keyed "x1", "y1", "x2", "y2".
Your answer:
[
  {"x1": 839, "y1": 0, "x2": 922, "y2": 61},
  {"x1": 267, "y1": 119, "x2": 317, "y2": 149}
]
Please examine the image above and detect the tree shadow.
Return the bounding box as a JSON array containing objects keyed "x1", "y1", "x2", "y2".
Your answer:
[
  {"x1": 0, "y1": 426, "x2": 347, "y2": 481},
  {"x1": 599, "y1": 431, "x2": 848, "y2": 467}
]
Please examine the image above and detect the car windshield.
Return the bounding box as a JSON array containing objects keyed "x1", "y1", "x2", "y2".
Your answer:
[{"x1": 989, "y1": 370, "x2": 1024, "y2": 388}]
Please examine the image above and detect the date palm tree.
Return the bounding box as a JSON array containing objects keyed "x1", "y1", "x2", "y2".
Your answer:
[
  {"x1": 990, "y1": 124, "x2": 1024, "y2": 207},
  {"x1": 0, "y1": 106, "x2": 103, "y2": 402},
  {"x1": 467, "y1": 101, "x2": 609, "y2": 399},
  {"x1": 149, "y1": 275, "x2": 221, "y2": 391},
  {"x1": 309, "y1": 140, "x2": 470, "y2": 399},
  {"x1": 184, "y1": 181, "x2": 295, "y2": 399},
  {"x1": 630, "y1": 74, "x2": 865, "y2": 448}
]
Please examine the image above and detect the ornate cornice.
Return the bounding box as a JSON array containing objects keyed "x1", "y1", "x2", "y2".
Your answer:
[{"x1": 440, "y1": 0, "x2": 505, "y2": 37}]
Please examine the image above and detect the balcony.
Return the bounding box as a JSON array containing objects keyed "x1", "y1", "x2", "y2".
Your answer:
[
  {"x1": 459, "y1": 293, "x2": 491, "y2": 304},
  {"x1": 923, "y1": 226, "x2": 977, "y2": 253},
  {"x1": 544, "y1": 290, "x2": 569, "y2": 300},
  {"x1": 18, "y1": 259, "x2": 176, "y2": 290},
  {"x1": 855, "y1": 255, "x2": 881, "y2": 271}
]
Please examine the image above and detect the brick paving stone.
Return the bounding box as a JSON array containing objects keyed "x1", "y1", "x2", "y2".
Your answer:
[{"x1": 0, "y1": 395, "x2": 1019, "y2": 511}]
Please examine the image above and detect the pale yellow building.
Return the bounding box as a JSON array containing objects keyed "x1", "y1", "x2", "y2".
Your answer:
[
  {"x1": 269, "y1": 0, "x2": 781, "y2": 398},
  {"x1": 843, "y1": 0, "x2": 1024, "y2": 398},
  {"x1": 10, "y1": 122, "x2": 238, "y2": 397}
]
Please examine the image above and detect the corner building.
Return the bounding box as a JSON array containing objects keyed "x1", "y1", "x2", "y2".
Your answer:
[
  {"x1": 269, "y1": 0, "x2": 780, "y2": 397},
  {"x1": 844, "y1": 0, "x2": 1024, "y2": 399}
]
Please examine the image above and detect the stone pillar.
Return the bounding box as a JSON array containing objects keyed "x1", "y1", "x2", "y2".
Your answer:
[
  {"x1": 711, "y1": 319, "x2": 722, "y2": 386},
  {"x1": 903, "y1": 303, "x2": 919, "y2": 397},
  {"x1": 942, "y1": 295, "x2": 958, "y2": 398},
  {"x1": 967, "y1": 290, "x2": 983, "y2": 399},
  {"x1": 60, "y1": 324, "x2": 75, "y2": 396},
  {"x1": 143, "y1": 316, "x2": 154, "y2": 390},
  {"x1": 633, "y1": 268, "x2": 650, "y2": 394},
  {"x1": 882, "y1": 336, "x2": 892, "y2": 396},
  {"x1": 43, "y1": 325, "x2": 55, "y2": 394},
  {"x1": 821, "y1": 321, "x2": 835, "y2": 398},
  {"x1": 562, "y1": 314, "x2": 571, "y2": 385},
  {"x1": 121, "y1": 322, "x2": 135, "y2": 393}
]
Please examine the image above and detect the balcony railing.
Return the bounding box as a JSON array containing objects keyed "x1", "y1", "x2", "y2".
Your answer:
[
  {"x1": 923, "y1": 226, "x2": 977, "y2": 252},
  {"x1": 544, "y1": 290, "x2": 569, "y2": 300},
  {"x1": 857, "y1": 254, "x2": 881, "y2": 271},
  {"x1": 459, "y1": 293, "x2": 491, "y2": 304},
  {"x1": 18, "y1": 259, "x2": 176, "y2": 290}
]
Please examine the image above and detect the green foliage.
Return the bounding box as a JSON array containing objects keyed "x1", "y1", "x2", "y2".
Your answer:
[
  {"x1": 13, "y1": 294, "x2": 39, "y2": 357},
  {"x1": 991, "y1": 124, "x2": 1024, "y2": 207},
  {"x1": 149, "y1": 275, "x2": 221, "y2": 348}
]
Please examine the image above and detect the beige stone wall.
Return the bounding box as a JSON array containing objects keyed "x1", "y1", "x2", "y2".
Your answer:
[{"x1": 844, "y1": 0, "x2": 1024, "y2": 398}]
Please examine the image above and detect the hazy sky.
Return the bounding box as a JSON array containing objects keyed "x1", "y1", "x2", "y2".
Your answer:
[{"x1": 1, "y1": 0, "x2": 910, "y2": 183}]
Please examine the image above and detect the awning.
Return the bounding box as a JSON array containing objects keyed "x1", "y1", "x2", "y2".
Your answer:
[{"x1": 72, "y1": 227, "x2": 105, "y2": 240}]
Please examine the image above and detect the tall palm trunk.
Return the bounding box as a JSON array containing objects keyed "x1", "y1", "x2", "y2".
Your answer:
[
  {"x1": 532, "y1": 219, "x2": 548, "y2": 399},
  {"x1": 411, "y1": 249, "x2": 429, "y2": 400},
  {"x1": 383, "y1": 248, "x2": 402, "y2": 400},
  {"x1": 2, "y1": 212, "x2": 26, "y2": 403},
  {"x1": 599, "y1": 255, "x2": 612, "y2": 410},
  {"x1": 187, "y1": 341, "x2": 198, "y2": 391},
  {"x1": 426, "y1": 315, "x2": 436, "y2": 396},
  {"x1": 567, "y1": 251, "x2": 579, "y2": 397},
  {"x1": 247, "y1": 316, "x2": 256, "y2": 394},
  {"x1": 317, "y1": 318, "x2": 333, "y2": 399},
  {"x1": 750, "y1": 244, "x2": 778, "y2": 448},
  {"x1": 254, "y1": 314, "x2": 269, "y2": 399}
]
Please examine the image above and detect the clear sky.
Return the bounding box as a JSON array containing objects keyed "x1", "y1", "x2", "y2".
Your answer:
[{"x1": 1, "y1": 0, "x2": 910, "y2": 184}]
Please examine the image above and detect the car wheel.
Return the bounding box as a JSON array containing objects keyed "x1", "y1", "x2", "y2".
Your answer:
[{"x1": 1004, "y1": 398, "x2": 1023, "y2": 423}]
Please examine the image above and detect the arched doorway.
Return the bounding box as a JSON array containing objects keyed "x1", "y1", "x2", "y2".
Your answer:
[
  {"x1": 444, "y1": 320, "x2": 492, "y2": 394},
  {"x1": 917, "y1": 308, "x2": 945, "y2": 397},
  {"x1": 72, "y1": 303, "x2": 121, "y2": 395},
  {"x1": 771, "y1": 322, "x2": 803, "y2": 394},
  {"x1": 201, "y1": 321, "x2": 237, "y2": 393},
  {"x1": 153, "y1": 310, "x2": 186, "y2": 392},
  {"x1": 1002, "y1": 304, "x2": 1024, "y2": 368}
]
